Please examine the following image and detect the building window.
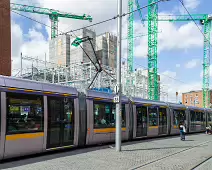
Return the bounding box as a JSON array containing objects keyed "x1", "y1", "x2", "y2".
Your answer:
[
  {"x1": 195, "y1": 96, "x2": 199, "y2": 104},
  {"x1": 6, "y1": 93, "x2": 44, "y2": 134}
]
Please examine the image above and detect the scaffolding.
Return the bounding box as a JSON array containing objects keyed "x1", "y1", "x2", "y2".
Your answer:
[{"x1": 13, "y1": 55, "x2": 168, "y2": 101}]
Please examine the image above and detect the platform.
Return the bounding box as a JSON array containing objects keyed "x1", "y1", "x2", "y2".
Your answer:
[{"x1": 1, "y1": 133, "x2": 212, "y2": 170}]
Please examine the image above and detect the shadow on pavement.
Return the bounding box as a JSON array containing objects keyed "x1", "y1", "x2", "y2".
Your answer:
[
  {"x1": 0, "y1": 133, "x2": 204, "y2": 169},
  {"x1": 0, "y1": 145, "x2": 109, "y2": 169}
]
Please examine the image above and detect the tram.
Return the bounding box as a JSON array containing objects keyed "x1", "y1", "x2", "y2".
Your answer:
[{"x1": 0, "y1": 75, "x2": 211, "y2": 160}]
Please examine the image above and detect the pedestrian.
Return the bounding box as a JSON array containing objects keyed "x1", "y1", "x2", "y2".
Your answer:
[
  {"x1": 179, "y1": 122, "x2": 186, "y2": 141},
  {"x1": 206, "y1": 124, "x2": 211, "y2": 134}
]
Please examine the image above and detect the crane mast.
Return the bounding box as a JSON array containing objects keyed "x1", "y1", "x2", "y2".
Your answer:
[
  {"x1": 202, "y1": 18, "x2": 211, "y2": 108},
  {"x1": 148, "y1": 0, "x2": 159, "y2": 100},
  {"x1": 11, "y1": 3, "x2": 92, "y2": 39},
  {"x1": 144, "y1": 13, "x2": 211, "y2": 107},
  {"x1": 127, "y1": 0, "x2": 134, "y2": 74},
  {"x1": 127, "y1": 0, "x2": 146, "y2": 90},
  {"x1": 126, "y1": 0, "x2": 134, "y2": 95}
]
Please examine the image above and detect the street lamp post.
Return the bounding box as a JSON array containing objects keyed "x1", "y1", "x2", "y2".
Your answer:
[{"x1": 115, "y1": 0, "x2": 123, "y2": 152}]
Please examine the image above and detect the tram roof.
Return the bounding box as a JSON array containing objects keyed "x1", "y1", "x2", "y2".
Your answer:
[
  {"x1": 0, "y1": 75, "x2": 78, "y2": 95},
  {"x1": 204, "y1": 108, "x2": 212, "y2": 112},
  {"x1": 187, "y1": 105, "x2": 205, "y2": 111},
  {"x1": 86, "y1": 90, "x2": 129, "y2": 102},
  {"x1": 132, "y1": 97, "x2": 168, "y2": 106},
  {"x1": 167, "y1": 102, "x2": 187, "y2": 109}
]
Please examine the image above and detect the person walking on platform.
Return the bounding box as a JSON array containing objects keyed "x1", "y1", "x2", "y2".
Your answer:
[
  {"x1": 179, "y1": 122, "x2": 186, "y2": 141},
  {"x1": 206, "y1": 124, "x2": 211, "y2": 134}
]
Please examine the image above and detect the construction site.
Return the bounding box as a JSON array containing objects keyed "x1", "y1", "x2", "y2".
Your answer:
[{"x1": 0, "y1": 0, "x2": 211, "y2": 107}]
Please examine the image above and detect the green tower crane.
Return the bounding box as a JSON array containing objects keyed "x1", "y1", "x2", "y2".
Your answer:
[
  {"x1": 144, "y1": 14, "x2": 211, "y2": 107},
  {"x1": 147, "y1": 0, "x2": 159, "y2": 101},
  {"x1": 10, "y1": 3, "x2": 92, "y2": 39},
  {"x1": 127, "y1": 0, "x2": 145, "y2": 90},
  {"x1": 127, "y1": 0, "x2": 134, "y2": 74},
  {"x1": 127, "y1": 0, "x2": 146, "y2": 74}
]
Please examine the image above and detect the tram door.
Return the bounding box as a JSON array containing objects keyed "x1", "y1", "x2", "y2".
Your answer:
[
  {"x1": 158, "y1": 108, "x2": 167, "y2": 135},
  {"x1": 148, "y1": 106, "x2": 158, "y2": 136},
  {"x1": 136, "y1": 106, "x2": 147, "y2": 137},
  {"x1": 47, "y1": 96, "x2": 74, "y2": 149}
]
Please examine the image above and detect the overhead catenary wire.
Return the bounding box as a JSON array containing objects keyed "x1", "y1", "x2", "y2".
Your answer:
[
  {"x1": 178, "y1": 0, "x2": 212, "y2": 47},
  {"x1": 9, "y1": 0, "x2": 164, "y2": 37},
  {"x1": 64, "y1": 0, "x2": 165, "y2": 34}
]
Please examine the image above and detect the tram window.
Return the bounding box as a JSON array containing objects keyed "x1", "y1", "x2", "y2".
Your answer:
[
  {"x1": 93, "y1": 101, "x2": 126, "y2": 128},
  {"x1": 111, "y1": 104, "x2": 126, "y2": 127},
  {"x1": 202, "y1": 112, "x2": 205, "y2": 122},
  {"x1": 94, "y1": 102, "x2": 111, "y2": 128},
  {"x1": 159, "y1": 108, "x2": 167, "y2": 123},
  {"x1": 190, "y1": 110, "x2": 195, "y2": 122},
  {"x1": 209, "y1": 112, "x2": 212, "y2": 125},
  {"x1": 196, "y1": 112, "x2": 201, "y2": 125},
  {"x1": 148, "y1": 107, "x2": 158, "y2": 126},
  {"x1": 173, "y1": 109, "x2": 185, "y2": 127},
  {"x1": 121, "y1": 104, "x2": 126, "y2": 127},
  {"x1": 136, "y1": 106, "x2": 147, "y2": 126},
  {"x1": 6, "y1": 93, "x2": 44, "y2": 134}
]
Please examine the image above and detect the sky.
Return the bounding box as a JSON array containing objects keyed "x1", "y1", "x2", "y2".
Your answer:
[{"x1": 10, "y1": 0, "x2": 212, "y2": 102}]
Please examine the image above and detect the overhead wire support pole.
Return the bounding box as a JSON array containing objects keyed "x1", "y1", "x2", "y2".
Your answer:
[{"x1": 115, "y1": 0, "x2": 122, "y2": 152}]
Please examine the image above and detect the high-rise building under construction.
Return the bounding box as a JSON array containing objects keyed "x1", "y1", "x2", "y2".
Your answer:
[
  {"x1": 49, "y1": 28, "x2": 96, "y2": 66},
  {"x1": 49, "y1": 34, "x2": 71, "y2": 66},
  {"x1": 96, "y1": 32, "x2": 117, "y2": 69},
  {"x1": 70, "y1": 28, "x2": 96, "y2": 64}
]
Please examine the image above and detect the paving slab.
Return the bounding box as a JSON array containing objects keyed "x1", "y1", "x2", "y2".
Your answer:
[
  {"x1": 1, "y1": 134, "x2": 212, "y2": 170},
  {"x1": 194, "y1": 157, "x2": 212, "y2": 170}
]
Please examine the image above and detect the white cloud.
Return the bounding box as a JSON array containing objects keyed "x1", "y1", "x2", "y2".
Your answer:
[
  {"x1": 185, "y1": 59, "x2": 201, "y2": 69},
  {"x1": 160, "y1": 70, "x2": 202, "y2": 103},
  {"x1": 34, "y1": 0, "x2": 128, "y2": 37},
  {"x1": 175, "y1": 0, "x2": 201, "y2": 14},
  {"x1": 11, "y1": 21, "x2": 23, "y2": 59},
  {"x1": 11, "y1": 21, "x2": 49, "y2": 76},
  {"x1": 176, "y1": 64, "x2": 181, "y2": 68},
  {"x1": 182, "y1": 0, "x2": 200, "y2": 10},
  {"x1": 134, "y1": 12, "x2": 203, "y2": 58}
]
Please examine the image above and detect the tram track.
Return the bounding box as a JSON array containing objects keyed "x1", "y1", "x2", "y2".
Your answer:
[
  {"x1": 191, "y1": 155, "x2": 212, "y2": 170},
  {"x1": 130, "y1": 140, "x2": 212, "y2": 170}
]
